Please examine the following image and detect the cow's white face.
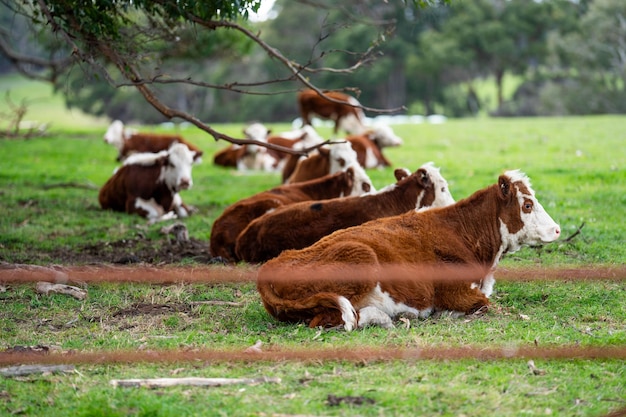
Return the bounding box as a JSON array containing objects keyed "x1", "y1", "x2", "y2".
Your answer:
[
  {"x1": 347, "y1": 162, "x2": 375, "y2": 196},
  {"x1": 369, "y1": 125, "x2": 403, "y2": 148},
  {"x1": 499, "y1": 170, "x2": 560, "y2": 253},
  {"x1": 103, "y1": 120, "x2": 125, "y2": 150},
  {"x1": 339, "y1": 113, "x2": 366, "y2": 135},
  {"x1": 244, "y1": 122, "x2": 270, "y2": 142},
  {"x1": 161, "y1": 143, "x2": 195, "y2": 192},
  {"x1": 421, "y1": 162, "x2": 455, "y2": 208},
  {"x1": 329, "y1": 141, "x2": 358, "y2": 174}
]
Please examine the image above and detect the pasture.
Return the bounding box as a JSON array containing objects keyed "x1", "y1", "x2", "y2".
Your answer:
[{"x1": 0, "y1": 104, "x2": 625, "y2": 415}]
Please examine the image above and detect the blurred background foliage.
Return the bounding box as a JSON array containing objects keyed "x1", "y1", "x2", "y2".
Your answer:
[{"x1": 1, "y1": 0, "x2": 625, "y2": 124}]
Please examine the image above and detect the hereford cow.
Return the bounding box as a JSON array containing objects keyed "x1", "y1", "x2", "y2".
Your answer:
[
  {"x1": 266, "y1": 125, "x2": 325, "y2": 171},
  {"x1": 98, "y1": 143, "x2": 196, "y2": 223},
  {"x1": 283, "y1": 141, "x2": 363, "y2": 184},
  {"x1": 298, "y1": 89, "x2": 366, "y2": 134},
  {"x1": 104, "y1": 120, "x2": 203, "y2": 163},
  {"x1": 236, "y1": 163, "x2": 456, "y2": 263},
  {"x1": 257, "y1": 170, "x2": 561, "y2": 330},
  {"x1": 209, "y1": 165, "x2": 374, "y2": 262},
  {"x1": 213, "y1": 123, "x2": 277, "y2": 171}
]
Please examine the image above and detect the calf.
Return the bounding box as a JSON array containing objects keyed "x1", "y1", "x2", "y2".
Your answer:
[
  {"x1": 209, "y1": 165, "x2": 374, "y2": 262},
  {"x1": 298, "y1": 89, "x2": 366, "y2": 134},
  {"x1": 236, "y1": 163, "x2": 455, "y2": 263},
  {"x1": 257, "y1": 170, "x2": 561, "y2": 330},
  {"x1": 99, "y1": 143, "x2": 196, "y2": 223},
  {"x1": 104, "y1": 120, "x2": 203, "y2": 163},
  {"x1": 213, "y1": 123, "x2": 276, "y2": 171}
]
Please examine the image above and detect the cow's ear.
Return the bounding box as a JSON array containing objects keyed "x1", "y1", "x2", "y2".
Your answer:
[
  {"x1": 417, "y1": 168, "x2": 431, "y2": 187},
  {"x1": 498, "y1": 175, "x2": 511, "y2": 200},
  {"x1": 394, "y1": 168, "x2": 409, "y2": 182}
]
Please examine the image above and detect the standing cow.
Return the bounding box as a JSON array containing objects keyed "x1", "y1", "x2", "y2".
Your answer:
[
  {"x1": 297, "y1": 89, "x2": 366, "y2": 135},
  {"x1": 257, "y1": 170, "x2": 561, "y2": 330},
  {"x1": 98, "y1": 143, "x2": 197, "y2": 223}
]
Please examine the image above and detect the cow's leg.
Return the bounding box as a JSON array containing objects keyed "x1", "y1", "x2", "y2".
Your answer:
[
  {"x1": 133, "y1": 197, "x2": 174, "y2": 223},
  {"x1": 434, "y1": 282, "x2": 490, "y2": 315},
  {"x1": 358, "y1": 306, "x2": 394, "y2": 329}
]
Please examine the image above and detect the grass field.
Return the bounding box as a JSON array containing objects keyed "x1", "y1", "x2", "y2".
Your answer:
[{"x1": 0, "y1": 77, "x2": 625, "y2": 416}]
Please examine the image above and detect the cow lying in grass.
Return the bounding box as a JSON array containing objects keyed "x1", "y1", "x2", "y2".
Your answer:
[
  {"x1": 257, "y1": 170, "x2": 560, "y2": 330},
  {"x1": 98, "y1": 143, "x2": 196, "y2": 223},
  {"x1": 235, "y1": 163, "x2": 455, "y2": 263},
  {"x1": 209, "y1": 163, "x2": 374, "y2": 262}
]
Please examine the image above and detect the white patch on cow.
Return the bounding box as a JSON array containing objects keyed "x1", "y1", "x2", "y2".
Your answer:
[
  {"x1": 135, "y1": 197, "x2": 174, "y2": 224},
  {"x1": 368, "y1": 124, "x2": 403, "y2": 147},
  {"x1": 337, "y1": 296, "x2": 358, "y2": 331},
  {"x1": 339, "y1": 113, "x2": 366, "y2": 135},
  {"x1": 348, "y1": 162, "x2": 375, "y2": 196},
  {"x1": 500, "y1": 170, "x2": 561, "y2": 250},
  {"x1": 420, "y1": 162, "x2": 456, "y2": 209},
  {"x1": 172, "y1": 193, "x2": 189, "y2": 218},
  {"x1": 358, "y1": 306, "x2": 394, "y2": 329},
  {"x1": 123, "y1": 150, "x2": 168, "y2": 166},
  {"x1": 104, "y1": 120, "x2": 135, "y2": 151},
  {"x1": 243, "y1": 122, "x2": 270, "y2": 142},
  {"x1": 358, "y1": 284, "x2": 434, "y2": 329},
  {"x1": 160, "y1": 143, "x2": 195, "y2": 192},
  {"x1": 363, "y1": 147, "x2": 379, "y2": 169}
]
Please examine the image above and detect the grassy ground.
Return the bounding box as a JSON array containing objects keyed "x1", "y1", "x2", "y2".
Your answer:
[{"x1": 0, "y1": 77, "x2": 625, "y2": 416}]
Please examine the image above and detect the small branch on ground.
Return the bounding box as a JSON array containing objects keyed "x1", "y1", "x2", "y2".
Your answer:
[
  {"x1": 36, "y1": 282, "x2": 87, "y2": 300},
  {"x1": 563, "y1": 221, "x2": 585, "y2": 243},
  {"x1": 0, "y1": 364, "x2": 75, "y2": 377},
  {"x1": 110, "y1": 376, "x2": 281, "y2": 388}
]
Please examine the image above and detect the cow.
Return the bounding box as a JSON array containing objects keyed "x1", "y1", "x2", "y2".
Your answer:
[
  {"x1": 209, "y1": 164, "x2": 374, "y2": 262},
  {"x1": 283, "y1": 141, "x2": 362, "y2": 184},
  {"x1": 98, "y1": 143, "x2": 196, "y2": 223},
  {"x1": 213, "y1": 123, "x2": 277, "y2": 171},
  {"x1": 266, "y1": 125, "x2": 325, "y2": 171},
  {"x1": 256, "y1": 170, "x2": 561, "y2": 330},
  {"x1": 297, "y1": 89, "x2": 366, "y2": 135},
  {"x1": 103, "y1": 120, "x2": 203, "y2": 163},
  {"x1": 235, "y1": 163, "x2": 456, "y2": 263}
]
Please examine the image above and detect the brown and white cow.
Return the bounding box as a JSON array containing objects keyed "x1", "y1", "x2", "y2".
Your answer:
[
  {"x1": 104, "y1": 120, "x2": 203, "y2": 163},
  {"x1": 298, "y1": 89, "x2": 366, "y2": 134},
  {"x1": 235, "y1": 163, "x2": 455, "y2": 263},
  {"x1": 213, "y1": 123, "x2": 278, "y2": 172},
  {"x1": 283, "y1": 141, "x2": 363, "y2": 184},
  {"x1": 99, "y1": 143, "x2": 196, "y2": 223},
  {"x1": 346, "y1": 125, "x2": 402, "y2": 169},
  {"x1": 266, "y1": 125, "x2": 325, "y2": 171},
  {"x1": 209, "y1": 164, "x2": 374, "y2": 262},
  {"x1": 256, "y1": 170, "x2": 561, "y2": 330}
]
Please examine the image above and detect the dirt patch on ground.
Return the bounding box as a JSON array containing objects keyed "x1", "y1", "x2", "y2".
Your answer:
[{"x1": 44, "y1": 234, "x2": 224, "y2": 265}]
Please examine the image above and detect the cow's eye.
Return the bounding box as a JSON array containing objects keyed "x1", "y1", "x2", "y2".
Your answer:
[
  {"x1": 524, "y1": 201, "x2": 533, "y2": 211},
  {"x1": 441, "y1": 187, "x2": 446, "y2": 193}
]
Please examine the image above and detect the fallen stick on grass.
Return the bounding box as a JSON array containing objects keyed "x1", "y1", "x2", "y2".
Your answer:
[
  {"x1": 110, "y1": 376, "x2": 281, "y2": 388},
  {"x1": 0, "y1": 364, "x2": 76, "y2": 377},
  {"x1": 36, "y1": 282, "x2": 87, "y2": 300}
]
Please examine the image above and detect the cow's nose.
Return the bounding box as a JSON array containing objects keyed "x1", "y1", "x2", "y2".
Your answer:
[{"x1": 179, "y1": 178, "x2": 191, "y2": 189}]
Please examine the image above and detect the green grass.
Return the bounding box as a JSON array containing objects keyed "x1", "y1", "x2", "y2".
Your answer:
[{"x1": 0, "y1": 77, "x2": 625, "y2": 416}]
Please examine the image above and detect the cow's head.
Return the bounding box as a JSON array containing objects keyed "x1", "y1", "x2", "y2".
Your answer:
[
  {"x1": 326, "y1": 141, "x2": 374, "y2": 194},
  {"x1": 103, "y1": 120, "x2": 136, "y2": 150},
  {"x1": 414, "y1": 162, "x2": 455, "y2": 210},
  {"x1": 497, "y1": 170, "x2": 560, "y2": 253},
  {"x1": 160, "y1": 143, "x2": 195, "y2": 192},
  {"x1": 366, "y1": 125, "x2": 403, "y2": 148}
]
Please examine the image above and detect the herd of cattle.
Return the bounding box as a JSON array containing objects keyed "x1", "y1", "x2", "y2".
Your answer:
[{"x1": 97, "y1": 89, "x2": 561, "y2": 331}]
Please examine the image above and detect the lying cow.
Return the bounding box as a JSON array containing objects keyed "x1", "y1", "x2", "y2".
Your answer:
[
  {"x1": 98, "y1": 143, "x2": 196, "y2": 223},
  {"x1": 297, "y1": 89, "x2": 366, "y2": 134},
  {"x1": 213, "y1": 123, "x2": 277, "y2": 171},
  {"x1": 266, "y1": 125, "x2": 325, "y2": 171},
  {"x1": 104, "y1": 120, "x2": 203, "y2": 163},
  {"x1": 236, "y1": 163, "x2": 456, "y2": 263},
  {"x1": 257, "y1": 170, "x2": 561, "y2": 330},
  {"x1": 283, "y1": 141, "x2": 362, "y2": 184},
  {"x1": 209, "y1": 164, "x2": 374, "y2": 262},
  {"x1": 346, "y1": 125, "x2": 403, "y2": 169}
]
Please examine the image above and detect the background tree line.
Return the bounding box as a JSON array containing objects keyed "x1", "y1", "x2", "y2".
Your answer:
[{"x1": 1, "y1": 0, "x2": 625, "y2": 125}]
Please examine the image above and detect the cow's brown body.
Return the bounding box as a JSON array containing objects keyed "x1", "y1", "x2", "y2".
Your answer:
[
  {"x1": 119, "y1": 133, "x2": 203, "y2": 162},
  {"x1": 235, "y1": 164, "x2": 454, "y2": 263},
  {"x1": 297, "y1": 89, "x2": 365, "y2": 134},
  {"x1": 209, "y1": 167, "x2": 372, "y2": 262}
]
